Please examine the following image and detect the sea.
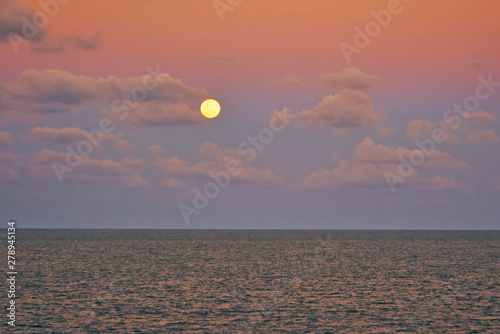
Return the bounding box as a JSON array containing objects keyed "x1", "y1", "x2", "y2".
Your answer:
[{"x1": 5, "y1": 230, "x2": 500, "y2": 333}]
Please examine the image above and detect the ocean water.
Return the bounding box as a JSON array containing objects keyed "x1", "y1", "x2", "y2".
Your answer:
[{"x1": 6, "y1": 230, "x2": 500, "y2": 333}]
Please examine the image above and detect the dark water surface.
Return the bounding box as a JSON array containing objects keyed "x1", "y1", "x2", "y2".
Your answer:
[{"x1": 6, "y1": 230, "x2": 500, "y2": 333}]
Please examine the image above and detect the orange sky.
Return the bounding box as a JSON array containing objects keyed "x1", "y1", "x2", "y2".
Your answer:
[{"x1": 6, "y1": 0, "x2": 500, "y2": 89}]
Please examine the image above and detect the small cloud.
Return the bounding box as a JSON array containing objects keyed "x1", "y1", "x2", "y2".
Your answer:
[
  {"x1": 208, "y1": 54, "x2": 238, "y2": 66},
  {"x1": 468, "y1": 110, "x2": 497, "y2": 123},
  {"x1": 471, "y1": 61, "x2": 487, "y2": 69},
  {"x1": 30, "y1": 127, "x2": 135, "y2": 150},
  {"x1": 30, "y1": 32, "x2": 103, "y2": 53},
  {"x1": 0, "y1": 149, "x2": 21, "y2": 183},
  {"x1": 415, "y1": 175, "x2": 464, "y2": 192},
  {"x1": 0, "y1": 131, "x2": 13, "y2": 146},
  {"x1": 322, "y1": 67, "x2": 383, "y2": 90},
  {"x1": 271, "y1": 76, "x2": 304, "y2": 89},
  {"x1": 406, "y1": 119, "x2": 461, "y2": 143},
  {"x1": 300, "y1": 160, "x2": 394, "y2": 190},
  {"x1": 0, "y1": 0, "x2": 47, "y2": 44},
  {"x1": 29, "y1": 149, "x2": 148, "y2": 188},
  {"x1": 272, "y1": 67, "x2": 382, "y2": 91},
  {"x1": 355, "y1": 137, "x2": 469, "y2": 170},
  {"x1": 149, "y1": 145, "x2": 164, "y2": 154},
  {"x1": 155, "y1": 156, "x2": 217, "y2": 178},
  {"x1": 297, "y1": 89, "x2": 379, "y2": 134},
  {"x1": 376, "y1": 127, "x2": 395, "y2": 138},
  {"x1": 300, "y1": 138, "x2": 468, "y2": 191},
  {"x1": 161, "y1": 178, "x2": 187, "y2": 189},
  {"x1": 30, "y1": 34, "x2": 67, "y2": 53},
  {"x1": 1, "y1": 69, "x2": 210, "y2": 128},
  {"x1": 31, "y1": 127, "x2": 91, "y2": 144},
  {"x1": 155, "y1": 141, "x2": 287, "y2": 186},
  {"x1": 71, "y1": 32, "x2": 102, "y2": 50},
  {"x1": 465, "y1": 129, "x2": 500, "y2": 144},
  {"x1": 121, "y1": 158, "x2": 145, "y2": 168},
  {"x1": 0, "y1": 1, "x2": 101, "y2": 54},
  {"x1": 407, "y1": 112, "x2": 498, "y2": 144},
  {"x1": 199, "y1": 141, "x2": 246, "y2": 160},
  {"x1": 2, "y1": 69, "x2": 100, "y2": 114},
  {"x1": 108, "y1": 132, "x2": 135, "y2": 151},
  {"x1": 105, "y1": 101, "x2": 207, "y2": 128}
]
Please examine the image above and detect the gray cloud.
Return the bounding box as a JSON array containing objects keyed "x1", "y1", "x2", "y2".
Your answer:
[
  {"x1": 272, "y1": 67, "x2": 383, "y2": 91},
  {"x1": 297, "y1": 89, "x2": 379, "y2": 133},
  {"x1": 322, "y1": 67, "x2": 383, "y2": 90},
  {"x1": 30, "y1": 32, "x2": 103, "y2": 53},
  {"x1": 0, "y1": 0, "x2": 47, "y2": 43},
  {"x1": 1, "y1": 69, "x2": 210, "y2": 127},
  {"x1": 208, "y1": 53, "x2": 238, "y2": 66},
  {"x1": 0, "y1": 149, "x2": 21, "y2": 183},
  {"x1": 28, "y1": 149, "x2": 148, "y2": 188},
  {"x1": 31, "y1": 127, "x2": 135, "y2": 150},
  {"x1": 0, "y1": 131, "x2": 13, "y2": 147}
]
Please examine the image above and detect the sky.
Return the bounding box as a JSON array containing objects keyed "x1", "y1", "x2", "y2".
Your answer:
[{"x1": 0, "y1": 0, "x2": 499, "y2": 229}]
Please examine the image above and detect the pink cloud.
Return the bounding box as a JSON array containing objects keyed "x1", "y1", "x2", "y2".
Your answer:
[
  {"x1": 272, "y1": 67, "x2": 382, "y2": 91},
  {"x1": 161, "y1": 178, "x2": 187, "y2": 189},
  {"x1": 406, "y1": 111, "x2": 497, "y2": 144},
  {"x1": 376, "y1": 127, "x2": 395, "y2": 138},
  {"x1": 297, "y1": 89, "x2": 379, "y2": 133},
  {"x1": 30, "y1": 32, "x2": 103, "y2": 53},
  {"x1": 301, "y1": 160, "x2": 395, "y2": 189},
  {"x1": 406, "y1": 119, "x2": 461, "y2": 143},
  {"x1": 355, "y1": 137, "x2": 469, "y2": 169},
  {"x1": 1, "y1": 69, "x2": 209, "y2": 128},
  {"x1": 413, "y1": 175, "x2": 464, "y2": 191},
  {"x1": 148, "y1": 145, "x2": 164, "y2": 154},
  {"x1": 104, "y1": 102, "x2": 207, "y2": 128},
  {"x1": 109, "y1": 132, "x2": 135, "y2": 150},
  {"x1": 468, "y1": 110, "x2": 497, "y2": 123},
  {"x1": 207, "y1": 54, "x2": 238, "y2": 66},
  {"x1": 155, "y1": 156, "x2": 217, "y2": 178},
  {"x1": 0, "y1": 0, "x2": 47, "y2": 44},
  {"x1": 155, "y1": 141, "x2": 286, "y2": 186},
  {"x1": 425, "y1": 151, "x2": 470, "y2": 169},
  {"x1": 465, "y1": 129, "x2": 500, "y2": 144},
  {"x1": 0, "y1": 110, "x2": 39, "y2": 126},
  {"x1": 31, "y1": 127, "x2": 86, "y2": 144},
  {"x1": 300, "y1": 138, "x2": 468, "y2": 191},
  {"x1": 301, "y1": 160, "x2": 463, "y2": 192},
  {"x1": 29, "y1": 149, "x2": 147, "y2": 188},
  {"x1": 0, "y1": 131, "x2": 13, "y2": 146},
  {"x1": 322, "y1": 67, "x2": 383, "y2": 90},
  {"x1": 198, "y1": 141, "x2": 245, "y2": 160},
  {"x1": 0, "y1": 149, "x2": 21, "y2": 183},
  {"x1": 271, "y1": 76, "x2": 304, "y2": 89},
  {"x1": 121, "y1": 158, "x2": 145, "y2": 168},
  {"x1": 31, "y1": 127, "x2": 134, "y2": 150}
]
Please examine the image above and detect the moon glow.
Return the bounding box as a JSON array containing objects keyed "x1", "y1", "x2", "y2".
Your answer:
[{"x1": 200, "y1": 99, "x2": 221, "y2": 118}]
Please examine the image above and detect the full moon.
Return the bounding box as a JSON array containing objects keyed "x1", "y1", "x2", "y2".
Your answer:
[{"x1": 200, "y1": 99, "x2": 221, "y2": 119}]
